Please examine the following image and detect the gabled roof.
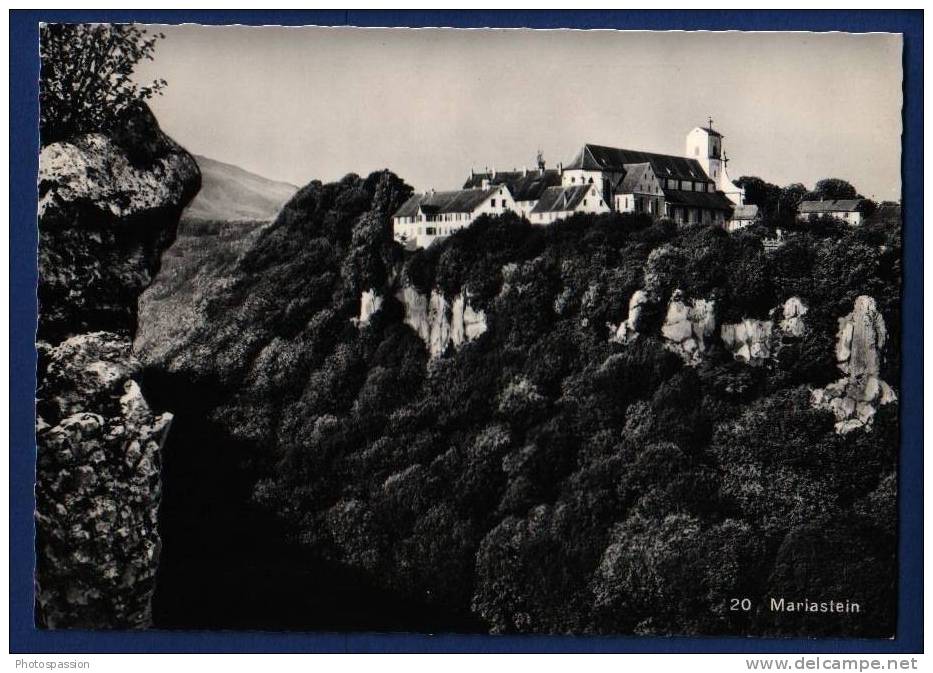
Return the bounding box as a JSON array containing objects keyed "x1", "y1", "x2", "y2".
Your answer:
[
  {"x1": 663, "y1": 187, "x2": 734, "y2": 212},
  {"x1": 530, "y1": 185, "x2": 595, "y2": 214},
  {"x1": 798, "y1": 199, "x2": 863, "y2": 213},
  {"x1": 617, "y1": 163, "x2": 655, "y2": 194},
  {"x1": 463, "y1": 169, "x2": 562, "y2": 202},
  {"x1": 731, "y1": 204, "x2": 760, "y2": 221},
  {"x1": 566, "y1": 144, "x2": 710, "y2": 182},
  {"x1": 393, "y1": 194, "x2": 424, "y2": 219},
  {"x1": 393, "y1": 187, "x2": 503, "y2": 218}
]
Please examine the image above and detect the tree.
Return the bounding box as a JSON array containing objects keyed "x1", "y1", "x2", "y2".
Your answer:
[
  {"x1": 735, "y1": 176, "x2": 781, "y2": 220},
  {"x1": 811, "y1": 178, "x2": 859, "y2": 201},
  {"x1": 776, "y1": 183, "x2": 808, "y2": 223},
  {"x1": 40, "y1": 24, "x2": 166, "y2": 144}
]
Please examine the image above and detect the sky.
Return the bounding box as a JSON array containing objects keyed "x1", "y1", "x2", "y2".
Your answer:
[{"x1": 134, "y1": 26, "x2": 903, "y2": 200}]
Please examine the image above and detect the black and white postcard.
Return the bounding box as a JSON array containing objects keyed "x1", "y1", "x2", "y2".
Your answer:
[{"x1": 33, "y1": 23, "x2": 905, "y2": 640}]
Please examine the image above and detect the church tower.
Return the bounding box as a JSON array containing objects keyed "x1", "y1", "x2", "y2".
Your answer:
[{"x1": 685, "y1": 120, "x2": 744, "y2": 205}]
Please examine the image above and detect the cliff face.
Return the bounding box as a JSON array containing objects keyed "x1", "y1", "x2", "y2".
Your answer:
[
  {"x1": 660, "y1": 291, "x2": 716, "y2": 364},
  {"x1": 393, "y1": 286, "x2": 487, "y2": 358},
  {"x1": 35, "y1": 105, "x2": 199, "y2": 628}
]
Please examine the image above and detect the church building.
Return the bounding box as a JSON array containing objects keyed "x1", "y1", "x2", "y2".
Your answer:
[
  {"x1": 561, "y1": 125, "x2": 742, "y2": 225},
  {"x1": 392, "y1": 122, "x2": 746, "y2": 248}
]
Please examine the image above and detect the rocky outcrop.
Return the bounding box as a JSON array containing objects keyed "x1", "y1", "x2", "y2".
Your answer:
[
  {"x1": 721, "y1": 319, "x2": 774, "y2": 365},
  {"x1": 38, "y1": 107, "x2": 200, "y2": 343},
  {"x1": 36, "y1": 333, "x2": 171, "y2": 628},
  {"x1": 36, "y1": 106, "x2": 199, "y2": 628},
  {"x1": 661, "y1": 291, "x2": 716, "y2": 365},
  {"x1": 395, "y1": 286, "x2": 487, "y2": 358},
  {"x1": 811, "y1": 296, "x2": 896, "y2": 433},
  {"x1": 780, "y1": 297, "x2": 808, "y2": 338},
  {"x1": 609, "y1": 290, "x2": 648, "y2": 346},
  {"x1": 357, "y1": 289, "x2": 384, "y2": 326},
  {"x1": 720, "y1": 297, "x2": 808, "y2": 366}
]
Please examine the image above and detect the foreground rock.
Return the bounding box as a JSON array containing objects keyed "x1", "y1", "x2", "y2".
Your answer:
[
  {"x1": 36, "y1": 333, "x2": 172, "y2": 628},
  {"x1": 35, "y1": 105, "x2": 199, "y2": 628},
  {"x1": 38, "y1": 105, "x2": 200, "y2": 343}
]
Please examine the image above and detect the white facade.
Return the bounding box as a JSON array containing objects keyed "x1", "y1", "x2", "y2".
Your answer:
[
  {"x1": 796, "y1": 209, "x2": 862, "y2": 226},
  {"x1": 561, "y1": 169, "x2": 604, "y2": 188}
]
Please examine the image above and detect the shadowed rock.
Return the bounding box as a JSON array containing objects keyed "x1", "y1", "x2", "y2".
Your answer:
[{"x1": 36, "y1": 105, "x2": 199, "y2": 628}]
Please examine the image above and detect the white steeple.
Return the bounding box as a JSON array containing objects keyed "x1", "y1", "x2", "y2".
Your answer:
[{"x1": 685, "y1": 120, "x2": 744, "y2": 205}]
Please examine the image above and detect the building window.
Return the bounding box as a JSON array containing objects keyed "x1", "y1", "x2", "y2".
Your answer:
[
  {"x1": 571, "y1": 177, "x2": 576, "y2": 183},
  {"x1": 583, "y1": 199, "x2": 587, "y2": 206},
  {"x1": 694, "y1": 146, "x2": 699, "y2": 156},
  {"x1": 599, "y1": 200, "x2": 604, "y2": 206},
  {"x1": 491, "y1": 199, "x2": 496, "y2": 207}
]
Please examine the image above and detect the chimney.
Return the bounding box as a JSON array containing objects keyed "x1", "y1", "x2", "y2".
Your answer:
[{"x1": 557, "y1": 162, "x2": 563, "y2": 174}]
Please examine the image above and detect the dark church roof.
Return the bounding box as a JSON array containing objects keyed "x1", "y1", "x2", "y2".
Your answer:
[
  {"x1": 463, "y1": 169, "x2": 562, "y2": 202},
  {"x1": 662, "y1": 188, "x2": 734, "y2": 212},
  {"x1": 565, "y1": 144, "x2": 711, "y2": 182},
  {"x1": 531, "y1": 185, "x2": 593, "y2": 214}
]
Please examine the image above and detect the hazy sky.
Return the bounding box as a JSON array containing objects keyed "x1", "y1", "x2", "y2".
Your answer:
[{"x1": 134, "y1": 26, "x2": 903, "y2": 199}]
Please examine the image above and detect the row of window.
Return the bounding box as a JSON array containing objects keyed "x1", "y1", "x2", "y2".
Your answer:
[{"x1": 666, "y1": 178, "x2": 714, "y2": 192}]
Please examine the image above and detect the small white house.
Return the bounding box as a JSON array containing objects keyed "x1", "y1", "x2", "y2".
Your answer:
[
  {"x1": 392, "y1": 185, "x2": 516, "y2": 248},
  {"x1": 529, "y1": 184, "x2": 610, "y2": 225},
  {"x1": 796, "y1": 199, "x2": 864, "y2": 226},
  {"x1": 726, "y1": 204, "x2": 761, "y2": 232}
]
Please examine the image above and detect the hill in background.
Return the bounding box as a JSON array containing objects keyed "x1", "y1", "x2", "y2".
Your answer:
[{"x1": 184, "y1": 155, "x2": 298, "y2": 222}]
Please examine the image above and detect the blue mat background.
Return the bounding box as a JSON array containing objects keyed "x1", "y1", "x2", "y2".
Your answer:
[{"x1": 9, "y1": 9, "x2": 923, "y2": 654}]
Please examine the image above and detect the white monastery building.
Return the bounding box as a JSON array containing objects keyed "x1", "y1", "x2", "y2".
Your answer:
[
  {"x1": 392, "y1": 123, "x2": 747, "y2": 248},
  {"x1": 796, "y1": 199, "x2": 865, "y2": 226},
  {"x1": 392, "y1": 185, "x2": 516, "y2": 249}
]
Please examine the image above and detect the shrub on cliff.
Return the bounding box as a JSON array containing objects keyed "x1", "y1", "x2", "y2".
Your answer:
[{"x1": 40, "y1": 23, "x2": 166, "y2": 145}]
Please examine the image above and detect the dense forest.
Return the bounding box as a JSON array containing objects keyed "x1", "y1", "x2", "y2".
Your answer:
[{"x1": 137, "y1": 170, "x2": 900, "y2": 637}]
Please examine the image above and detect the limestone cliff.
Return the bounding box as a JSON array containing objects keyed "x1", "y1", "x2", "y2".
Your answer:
[
  {"x1": 660, "y1": 291, "x2": 716, "y2": 365},
  {"x1": 35, "y1": 105, "x2": 199, "y2": 628},
  {"x1": 811, "y1": 296, "x2": 896, "y2": 433},
  {"x1": 394, "y1": 286, "x2": 488, "y2": 358},
  {"x1": 609, "y1": 290, "x2": 648, "y2": 346},
  {"x1": 721, "y1": 319, "x2": 774, "y2": 365}
]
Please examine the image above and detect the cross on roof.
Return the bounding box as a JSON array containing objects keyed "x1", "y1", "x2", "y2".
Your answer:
[{"x1": 708, "y1": 116, "x2": 714, "y2": 130}]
